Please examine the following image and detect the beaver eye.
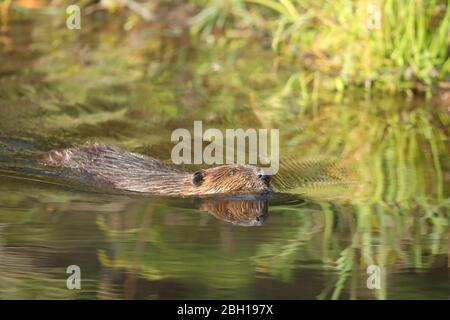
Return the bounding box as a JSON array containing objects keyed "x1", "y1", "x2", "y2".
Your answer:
[
  {"x1": 228, "y1": 169, "x2": 236, "y2": 177},
  {"x1": 192, "y1": 170, "x2": 204, "y2": 187}
]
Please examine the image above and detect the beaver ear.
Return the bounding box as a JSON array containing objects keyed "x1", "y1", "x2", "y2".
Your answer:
[{"x1": 192, "y1": 170, "x2": 204, "y2": 187}]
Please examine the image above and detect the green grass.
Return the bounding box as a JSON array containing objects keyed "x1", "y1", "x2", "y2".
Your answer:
[
  {"x1": 192, "y1": 0, "x2": 450, "y2": 94},
  {"x1": 4, "y1": 0, "x2": 448, "y2": 93}
]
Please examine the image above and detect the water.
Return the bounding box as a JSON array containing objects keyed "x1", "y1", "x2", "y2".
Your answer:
[{"x1": 0, "y1": 11, "x2": 448, "y2": 299}]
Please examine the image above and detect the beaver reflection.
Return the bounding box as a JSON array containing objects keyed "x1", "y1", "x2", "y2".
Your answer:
[{"x1": 198, "y1": 199, "x2": 268, "y2": 227}]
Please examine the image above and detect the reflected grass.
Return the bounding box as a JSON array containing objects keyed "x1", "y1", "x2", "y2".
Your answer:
[{"x1": 0, "y1": 5, "x2": 448, "y2": 299}]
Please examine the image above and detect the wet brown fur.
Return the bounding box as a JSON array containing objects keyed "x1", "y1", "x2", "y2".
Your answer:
[{"x1": 40, "y1": 143, "x2": 271, "y2": 196}]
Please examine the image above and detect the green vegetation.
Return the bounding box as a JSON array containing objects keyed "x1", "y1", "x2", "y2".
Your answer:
[
  {"x1": 0, "y1": 0, "x2": 448, "y2": 299},
  {"x1": 193, "y1": 0, "x2": 450, "y2": 94},
  {"x1": 2, "y1": 0, "x2": 448, "y2": 94}
]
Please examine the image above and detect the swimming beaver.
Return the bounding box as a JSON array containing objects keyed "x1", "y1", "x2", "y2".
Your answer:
[{"x1": 41, "y1": 143, "x2": 271, "y2": 196}]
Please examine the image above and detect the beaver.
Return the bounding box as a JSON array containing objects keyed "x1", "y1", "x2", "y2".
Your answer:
[{"x1": 41, "y1": 143, "x2": 271, "y2": 196}]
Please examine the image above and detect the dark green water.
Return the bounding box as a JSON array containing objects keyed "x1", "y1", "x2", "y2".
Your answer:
[{"x1": 0, "y1": 11, "x2": 448, "y2": 299}]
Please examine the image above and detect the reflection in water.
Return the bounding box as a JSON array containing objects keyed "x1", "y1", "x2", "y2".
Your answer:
[
  {"x1": 198, "y1": 198, "x2": 269, "y2": 226},
  {"x1": 0, "y1": 9, "x2": 448, "y2": 300},
  {"x1": 0, "y1": 170, "x2": 448, "y2": 299}
]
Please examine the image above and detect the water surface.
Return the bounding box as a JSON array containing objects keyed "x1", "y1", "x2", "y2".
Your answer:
[{"x1": 0, "y1": 10, "x2": 448, "y2": 299}]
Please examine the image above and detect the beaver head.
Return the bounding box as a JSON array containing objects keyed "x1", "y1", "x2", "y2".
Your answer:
[{"x1": 190, "y1": 164, "x2": 271, "y2": 195}]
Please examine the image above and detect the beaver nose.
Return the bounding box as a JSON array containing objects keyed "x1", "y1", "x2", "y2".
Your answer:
[{"x1": 258, "y1": 173, "x2": 271, "y2": 185}]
